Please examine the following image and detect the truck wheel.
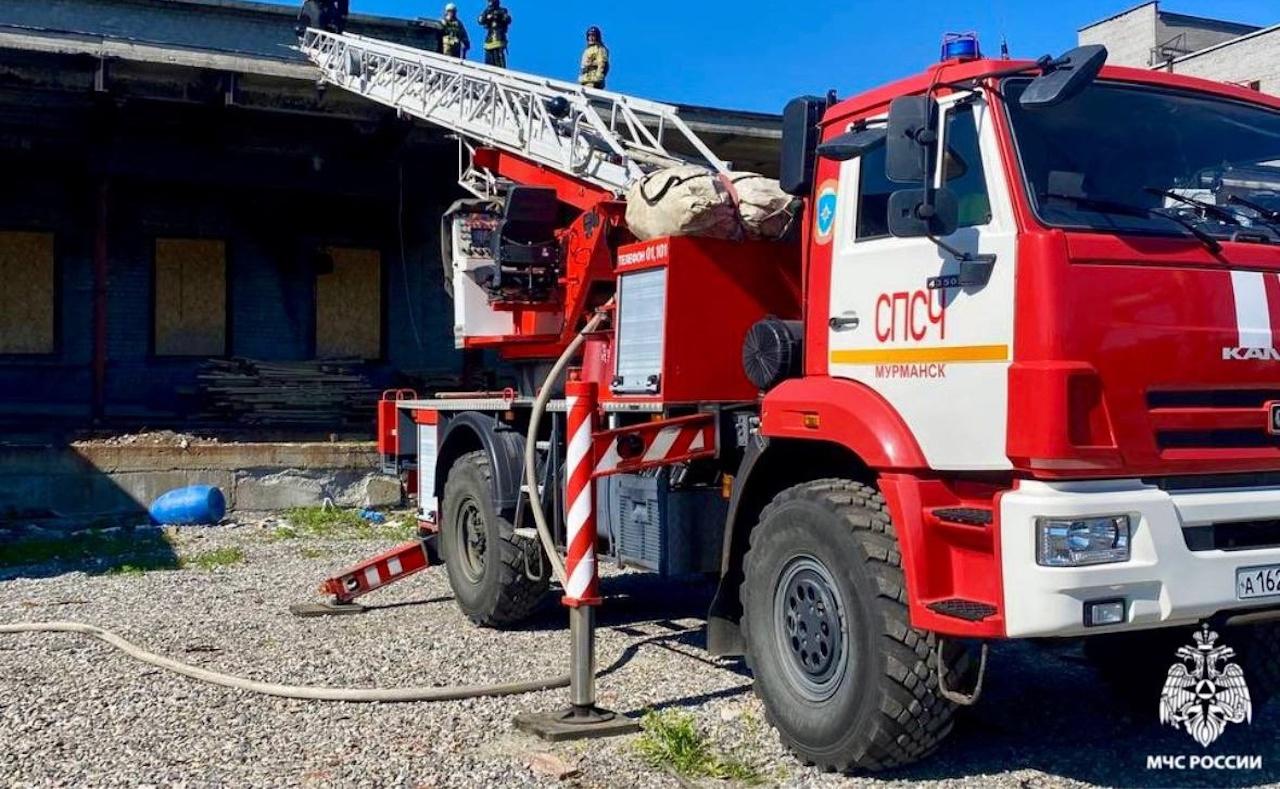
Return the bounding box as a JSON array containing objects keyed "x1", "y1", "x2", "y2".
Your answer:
[
  {"x1": 440, "y1": 451, "x2": 548, "y2": 627},
  {"x1": 741, "y1": 479, "x2": 964, "y2": 772}
]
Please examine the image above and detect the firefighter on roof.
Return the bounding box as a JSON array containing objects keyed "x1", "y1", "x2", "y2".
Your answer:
[
  {"x1": 579, "y1": 26, "x2": 609, "y2": 90},
  {"x1": 478, "y1": 0, "x2": 512, "y2": 68},
  {"x1": 440, "y1": 3, "x2": 470, "y2": 59}
]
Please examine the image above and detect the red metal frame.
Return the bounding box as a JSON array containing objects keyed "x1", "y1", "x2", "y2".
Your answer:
[
  {"x1": 462, "y1": 148, "x2": 627, "y2": 362},
  {"x1": 591, "y1": 413, "x2": 717, "y2": 478},
  {"x1": 319, "y1": 540, "x2": 433, "y2": 605},
  {"x1": 605, "y1": 236, "x2": 801, "y2": 404}
]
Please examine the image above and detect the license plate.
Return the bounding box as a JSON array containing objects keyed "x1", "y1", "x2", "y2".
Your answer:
[
  {"x1": 1237, "y1": 564, "x2": 1280, "y2": 600},
  {"x1": 1270, "y1": 403, "x2": 1280, "y2": 436}
]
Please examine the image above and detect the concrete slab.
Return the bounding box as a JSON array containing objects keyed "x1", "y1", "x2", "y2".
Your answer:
[{"x1": 0, "y1": 441, "x2": 399, "y2": 523}]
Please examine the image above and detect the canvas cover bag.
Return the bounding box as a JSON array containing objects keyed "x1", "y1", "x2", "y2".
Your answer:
[{"x1": 625, "y1": 166, "x2": 798, "y2": 242}]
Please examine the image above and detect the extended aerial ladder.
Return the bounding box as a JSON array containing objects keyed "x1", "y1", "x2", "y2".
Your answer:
[
  {"x1": 294, "y1": 26, "x2": 756, "y2": 740},
  {"x1": 299, "y1": 28, "x2": 730, "y2": 203}
]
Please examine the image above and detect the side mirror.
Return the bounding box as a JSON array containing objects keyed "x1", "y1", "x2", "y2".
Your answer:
[
  {"x1": 816, "y1": 127, "x2": 887, "y2": 162},
  {"x1": 886, "y1": 96, "x2": 936, "y2": 184},
  {"x1": 1020, "y1": 45, "x2": 1107, "y2": 109},
  {"x1": 888, "y1": 188, "x2": 959, "y2": 238},
  {"x1": 780, "y1": 95, "x2": 827, "y2": 197}
]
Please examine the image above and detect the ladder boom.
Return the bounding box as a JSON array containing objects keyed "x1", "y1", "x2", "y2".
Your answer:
[{"x1": 299, "y1": 29, "x2": 730, "y2": 197}]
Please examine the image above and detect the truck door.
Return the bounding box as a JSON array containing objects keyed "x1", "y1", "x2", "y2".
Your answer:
[{"x1": 826, "y1": 94, "x2": 1016, "y2": 470}]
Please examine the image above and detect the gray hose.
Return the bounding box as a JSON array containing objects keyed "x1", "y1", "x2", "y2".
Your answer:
[
  {"x1": 0, "y1": 621, "x2": 567, "y2": 702},
  {"x1": 523, "y1": 307, "x2": 610, "y2": 587}
]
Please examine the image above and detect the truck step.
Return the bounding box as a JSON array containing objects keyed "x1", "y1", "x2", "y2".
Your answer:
[
  {"x1": 931, "y1": 507, "x2": 993, "y2": 527},
  {"x1": 927, "y1": 598, "x2": 999, "y2": 622}
]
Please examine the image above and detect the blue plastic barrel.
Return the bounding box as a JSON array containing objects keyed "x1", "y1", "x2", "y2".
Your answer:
[{"x1": 149, "y1": 485, "x2": 227, "y2": 526}]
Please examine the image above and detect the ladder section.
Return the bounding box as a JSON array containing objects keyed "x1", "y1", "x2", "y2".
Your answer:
[{"x1": 299, "y1": 29, "x2": 730, "y2": 196}]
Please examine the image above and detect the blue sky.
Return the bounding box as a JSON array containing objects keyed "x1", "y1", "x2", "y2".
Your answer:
[{"x1": 280, "y1": 1, "x2": 1274, "y2": 112}]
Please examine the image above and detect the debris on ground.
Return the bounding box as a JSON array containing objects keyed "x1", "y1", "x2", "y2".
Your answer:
[
  {"x1": 526, "y1": 752, "x2": 580, "y2": 781},
  {"x1": 71, "y1": 430, "x2": 220, "y2": 448}
]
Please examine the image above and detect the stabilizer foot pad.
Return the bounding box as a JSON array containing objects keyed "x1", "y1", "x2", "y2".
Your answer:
[
  {"x1": 514, "y1": 706, "x2": 641, "y2": 742},
  {"x1": 289, "y1": 601, "x2": 367, "y2": 618}
]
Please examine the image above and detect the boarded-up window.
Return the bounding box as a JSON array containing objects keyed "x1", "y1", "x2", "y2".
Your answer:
[
  {"x1": 316, "y1": 247, "x2": 381, "y2": 359},
  {"x1": 154, "y1": 238, "x2": 227, "y2": 356},
  {"x1": 0, "y1": 232, "x2": 55, "y2": 354}
]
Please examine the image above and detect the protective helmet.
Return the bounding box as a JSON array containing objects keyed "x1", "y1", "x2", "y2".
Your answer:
[
  {"x1": 586, "y1": 26, "x2": 602, "y2": 38},
  {"x1": 444, "y1": 3, "x2": 457, "y2": 11}
]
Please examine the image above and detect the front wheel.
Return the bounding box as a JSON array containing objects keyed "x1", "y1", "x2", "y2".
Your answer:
[{"x1": 741, "y1": 479, "x2": 966, "y2": 772}]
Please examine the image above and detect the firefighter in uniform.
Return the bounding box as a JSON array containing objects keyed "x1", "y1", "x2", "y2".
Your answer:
[
  {"x1": 579, "y1": 26, "x2": 610, "y2": 90},
  {"x1": 478, "y1": 0, "x2": 512, "y2": 68},
  {"x1": 440, "y1": 3, "x2": 470, "y2": 59}
]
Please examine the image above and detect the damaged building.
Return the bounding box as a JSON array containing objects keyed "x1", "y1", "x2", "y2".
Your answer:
[{"x1": 0, "y1": 0, "x2": 780, "y2": 434}]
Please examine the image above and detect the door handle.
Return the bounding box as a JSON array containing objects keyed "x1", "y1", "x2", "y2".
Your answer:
[{"x1": 828, "y1": 312, "x2": 860, "y2": 331}]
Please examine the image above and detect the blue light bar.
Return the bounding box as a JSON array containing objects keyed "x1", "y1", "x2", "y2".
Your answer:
[{"x1": 941, "y1": 32, "x2": 981, "y2": 62}]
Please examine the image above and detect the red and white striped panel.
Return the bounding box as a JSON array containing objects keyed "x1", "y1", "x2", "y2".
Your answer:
[
  {"x1": 563, "y1": 381, "x2": 601, "y2": 607},
  {"x1": 1229, "y1": 270, "x2": 1280, "y2": 350},
  {"x1": 592, "y1": 414, "x2": 717, "y2": 479},
  {"x1": 321, "y1": 540, "x2": 431, "y2": 603}
]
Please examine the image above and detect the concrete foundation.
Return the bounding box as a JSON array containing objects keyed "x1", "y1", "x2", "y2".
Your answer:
[{"x1": 0, "y1": 441, "x2": 399, "y2": 523}]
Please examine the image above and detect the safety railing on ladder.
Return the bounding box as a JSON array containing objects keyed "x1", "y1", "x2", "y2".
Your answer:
[{"x1": 298, "y1": 28, "x2": 731, "y2": 198}]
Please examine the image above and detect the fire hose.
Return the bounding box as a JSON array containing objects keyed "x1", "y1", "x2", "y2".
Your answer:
[
  {"x1": 522, "y1": 305, "x2": 612, "y2": 588},
  {"x1": 0, "y1": 621, "x2": 567, "y2": 701},
  {"x1": 0, "y1": 310, "x2": 610, "y2": 703}
]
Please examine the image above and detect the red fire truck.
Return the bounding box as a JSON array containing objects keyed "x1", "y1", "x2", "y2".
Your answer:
[{"x1": 301, "y1": 28, "x2": 1280, "y2": 770}]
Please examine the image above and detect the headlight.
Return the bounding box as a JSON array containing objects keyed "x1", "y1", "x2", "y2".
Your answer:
[{"x1": 1036, "y1": 515, "x2": 1131, "y2": 567}]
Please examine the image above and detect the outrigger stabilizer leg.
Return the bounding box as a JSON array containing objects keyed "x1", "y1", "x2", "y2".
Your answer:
[
  {"x1": 514, "y1": 380, "x2": 640, "y2": 741},
  {"x1": 289, "y1": 536, "x2": 438, "y2": 617}
]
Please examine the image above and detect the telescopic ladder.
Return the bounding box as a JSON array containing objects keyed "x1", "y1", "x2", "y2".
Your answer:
[{"x1": 298, "y1": 28, "x2": 730, "y2": 198}]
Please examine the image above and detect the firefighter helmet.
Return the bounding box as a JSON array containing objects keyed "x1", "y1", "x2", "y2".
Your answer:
[{"x1": 586, "y1": 26, "x2": 602, "y2": 39}]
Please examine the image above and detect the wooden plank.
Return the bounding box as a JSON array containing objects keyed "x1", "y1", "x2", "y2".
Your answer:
[
  {"x1": 154, "y1": 238, "x2": 226, "y2": 357},
  {"x1": 316, "y1": 247, "x2": 381, "y2": 360},
  {"x1": 0, "y1": 231, "x2": 55, "y2": 354}
]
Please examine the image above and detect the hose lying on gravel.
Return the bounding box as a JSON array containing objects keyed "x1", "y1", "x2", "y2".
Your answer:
[
  {"x1": 523, "y1": 304, "x2": 612, "y2": 588},
  {"x1": 0, "y1": 621, "x2": 569, "y2": 702}
]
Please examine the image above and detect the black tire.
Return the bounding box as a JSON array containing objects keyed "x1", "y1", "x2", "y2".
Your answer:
[
  {"x1": 741, "y1": 479, "x2": 966, "y2": 772},
  {"x1": 440, "y1": 450, "x2": 549, "y2": 627}
]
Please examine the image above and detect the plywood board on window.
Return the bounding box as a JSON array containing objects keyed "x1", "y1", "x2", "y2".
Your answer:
[
  {"x1": 155, "y1": 238, "x2": 226, "y2": 357},
  {"x1": 0, "y1": 232, "x2": 55, "y2": 355},
  {"x1": 316, "y1": 247, "x2": 381, "y2": 359}
]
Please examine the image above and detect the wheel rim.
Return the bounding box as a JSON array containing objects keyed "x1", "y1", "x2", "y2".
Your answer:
[
  {"x1": 456, "y1": 497, "x2": 488, "y2": 584},
  {"x1": 773, "y1": 555, "x2": 848, "y2": 702}
]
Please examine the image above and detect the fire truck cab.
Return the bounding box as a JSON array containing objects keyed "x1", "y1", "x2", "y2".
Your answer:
[{"x1": 378, "y1": 38, "x2": 1280, "y2": 771}]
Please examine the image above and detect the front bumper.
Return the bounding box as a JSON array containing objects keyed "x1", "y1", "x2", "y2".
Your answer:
[{"x1": 1001, "y1": 479, "x2": 1280, "y2": 638}]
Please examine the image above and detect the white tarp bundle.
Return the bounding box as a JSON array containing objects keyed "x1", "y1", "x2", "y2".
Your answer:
[{"x1": 625, "y1": 166, "x2": 799, "y2": 242}]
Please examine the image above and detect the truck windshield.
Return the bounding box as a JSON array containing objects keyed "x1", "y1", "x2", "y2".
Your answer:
[{"x1": 1003, "y1": 78, "x2": 1280, "y2": 242}]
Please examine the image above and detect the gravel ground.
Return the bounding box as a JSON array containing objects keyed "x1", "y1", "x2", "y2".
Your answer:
[{"x1": 3, "y1": 523, "x2": 1280, "y2": 788}]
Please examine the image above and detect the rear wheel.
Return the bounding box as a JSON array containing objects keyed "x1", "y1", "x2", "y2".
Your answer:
[
  {"x1": 440, "y1": 451, "x2": 549, "y2": 627},
  {"x1": 741, "y1": 479, "x2": 966, "y2": 772}
]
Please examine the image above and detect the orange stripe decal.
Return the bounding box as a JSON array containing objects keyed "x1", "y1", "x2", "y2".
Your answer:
[{"x1": 830, "y1": 345, "x2": 1010, "y2": 365}]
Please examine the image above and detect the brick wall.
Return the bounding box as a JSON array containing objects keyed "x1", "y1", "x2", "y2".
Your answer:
[
  {"x1": 1166, "y1": 26, "x2": 1280, "y2": 95},
  {"x1": 1080, "y1": 2, "x2": 1160, "y2": 68}
]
